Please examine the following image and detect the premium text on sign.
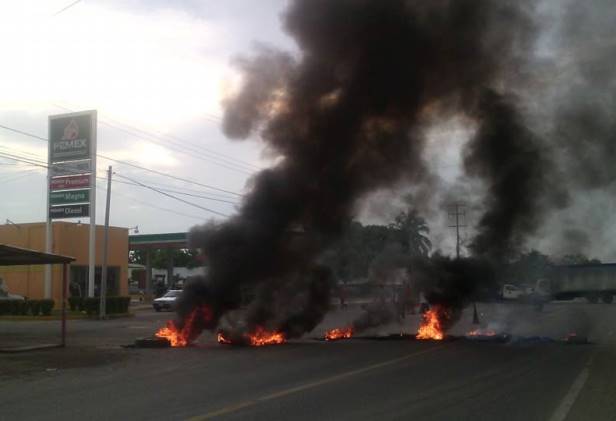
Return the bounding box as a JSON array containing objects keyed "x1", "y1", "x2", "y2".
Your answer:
[{"x1": 50, "y1": 174, "x2": 91, "y2": 191}]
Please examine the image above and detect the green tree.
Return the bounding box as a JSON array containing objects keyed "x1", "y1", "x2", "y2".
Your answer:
[
  {"x1": 503, "y1": 250, "x2": 552, "y2": 285},
  {"x1": 557, "y1": 253, "x2": 602, "y2": 265},
  {"x1": 322, "y1": 208, "x2": 432, "y2": 282},
  {"x1": 388, "y1": 209, "x2": 432, "y2": 257},
  {"x1": 128, "y1": 248, "x2": 202, "y2": 269}
]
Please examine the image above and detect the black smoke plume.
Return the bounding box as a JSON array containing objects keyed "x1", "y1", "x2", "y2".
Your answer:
[
  {"x1": 177, "y1": 0, "x2": 548, "y2": 337},
  {"x1": 464, "y1": 91, "x2": 562, "y2": 261}
]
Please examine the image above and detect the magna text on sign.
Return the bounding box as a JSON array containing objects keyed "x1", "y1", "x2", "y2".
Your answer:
[{"x1": 49, "y1": 189, "x2": 90, "y2": 205}]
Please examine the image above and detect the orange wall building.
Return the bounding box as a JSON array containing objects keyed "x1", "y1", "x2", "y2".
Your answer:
[{"x1": 0, "y1": 221, "x2": 128, "y2": 304}]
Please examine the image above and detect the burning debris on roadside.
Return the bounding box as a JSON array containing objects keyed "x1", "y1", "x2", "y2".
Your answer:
[
  {"x1": 155, "y1": 305, "x2": 212, "y2": 347},
  {"x1": 416, "y1": 307, "x2": 446, "y2": 341},
  {"x1": 217, "y1": 327, "x2": 286, "y2": 347},
  {"x1": 142, "y1": 0, "x2": 613, "y2": 346},
  {"x1": 324, "y1": 327, "x2": 353, "y2": 341}
]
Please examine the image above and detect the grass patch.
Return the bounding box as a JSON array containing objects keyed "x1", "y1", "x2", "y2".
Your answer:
[{"x1": 0, "y1": 312, "x2": 135, "y2": 321}]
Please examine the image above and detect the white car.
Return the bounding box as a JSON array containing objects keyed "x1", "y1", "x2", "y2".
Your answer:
[
  {"x1": 0, "y1": 277, "x2": 24, "y2": 301},
  {"x1": 153, "y1": 290, "x2": 182, "y2": 312},
  {"x1": 501, "y1": 284, "x2": 523, "y2": 300},
  {"x1": 0, "y1": 292, "x2": 25, "y2": 301}
]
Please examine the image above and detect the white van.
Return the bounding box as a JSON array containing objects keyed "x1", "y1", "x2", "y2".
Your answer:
[{"x1": 501, "y1": 284, "x2": 523, "y2": 300}]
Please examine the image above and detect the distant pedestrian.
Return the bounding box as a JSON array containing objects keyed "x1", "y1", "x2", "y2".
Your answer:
[
  {"x1": 339, "y1": 286, "x2": 347, "y2": 310},
  {"x1": 419, "y1": 292, "x2": 430, "y2": 314}
]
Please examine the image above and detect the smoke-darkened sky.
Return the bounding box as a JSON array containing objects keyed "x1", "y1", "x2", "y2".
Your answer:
[{"x1": 1, "y1": 0, "x2": 615, "y2": 261}]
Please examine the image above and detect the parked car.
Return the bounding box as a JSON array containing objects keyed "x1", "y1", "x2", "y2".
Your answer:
[
  {"x1": 0, "y1": 292, "x2": 25, "y2": 301},
  {"x1": 0, "y1": 277, "x2": 24, "y2": 301},
  {"x1": 152, "y1": 289, "x2": 182, "y2": 312},
  {"x1": 500, "y1": 284, "x2": 523, "y2": 300}
]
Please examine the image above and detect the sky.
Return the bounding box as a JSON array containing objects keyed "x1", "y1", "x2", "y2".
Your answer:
[
  {"x1": 1, "y1": 0, "x2": 614, "y2": 261},
  {"x1": 0, "y1": 0, "x2": 292, "y2": 233}
]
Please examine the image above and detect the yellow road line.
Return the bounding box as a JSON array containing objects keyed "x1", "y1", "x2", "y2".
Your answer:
[{"x1": 187, "y1": 343, "x2": 450, "y2": 420}]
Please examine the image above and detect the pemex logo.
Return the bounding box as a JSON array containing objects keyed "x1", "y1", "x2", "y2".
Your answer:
[{"x1": 62, "y1": 119, "x2": 79, "y2": 141}]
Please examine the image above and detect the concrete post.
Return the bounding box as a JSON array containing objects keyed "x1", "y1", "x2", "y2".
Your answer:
[{"x1": 145, "y1": 249, "x2": 152, "y2": 303}]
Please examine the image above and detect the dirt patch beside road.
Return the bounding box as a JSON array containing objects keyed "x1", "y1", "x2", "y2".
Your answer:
[{"x1": 0, "y1": 346, "x2": 129, "y2": 379}]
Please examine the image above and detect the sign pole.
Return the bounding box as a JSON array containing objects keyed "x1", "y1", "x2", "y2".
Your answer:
[
  {"x1": 45, "y1": 116, "x2": 53, "y2": 299},
  {"x1": 48, "y1": 110, "x2": 97, "y2": 297},
  {"x1": 99, "y1": 166, "x2": 112, "y2": 319},
  {"x1": 88, "y1": 112, "x2": 97, "y2": 297}
]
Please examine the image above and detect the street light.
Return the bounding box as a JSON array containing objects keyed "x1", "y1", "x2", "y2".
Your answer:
[{"x1": 5, "y1": 219, "x2": 21, "y2": 229}]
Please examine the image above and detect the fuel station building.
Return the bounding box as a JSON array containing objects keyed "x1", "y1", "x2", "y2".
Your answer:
[{"x1": 0, "y1": 221, "x2": 128, "y2": 303}]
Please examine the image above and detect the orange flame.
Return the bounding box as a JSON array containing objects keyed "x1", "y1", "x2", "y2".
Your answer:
[
  {"x1": 217, "y1": 326, "x2": 285, "y2": 346},
  {"x1": 155, "y1": 306, "x2": 211, "y2": 347},
  {"x1": 325, "y1": 327, "x2": 353, "y2": 341},
  {"x1": 217, "y1": 332, "x2": 232, "y2": 345},
  {"x1": 467, "y1": 328, "x2": 496, "y2": 337},
  {"x1": 416, "y1": 308, "x2": 445, "y2": 340},
  {"x1": 247, "y1": 326, "x2": 285, "y2": 346}
]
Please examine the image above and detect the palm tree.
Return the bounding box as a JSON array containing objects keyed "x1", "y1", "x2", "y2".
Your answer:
[{"x1": 388, "y1": 209, "x2": 432, "y2": 257}]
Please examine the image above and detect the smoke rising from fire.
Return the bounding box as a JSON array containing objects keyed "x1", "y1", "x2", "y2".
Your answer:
[{"x1": 176, "y1": 0, "x2": 609, "y2": 337}]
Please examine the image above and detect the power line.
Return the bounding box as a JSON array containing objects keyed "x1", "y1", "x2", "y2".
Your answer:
[
  {"x1": 53, "y1": 103, "x2": 261, "y2": 174},
  {"x1": 0, "y1": 150, "x2": 230, "y2": 219},
  {"x1": 0, "y1": 147, "x2": 240, "y2": 207},
  {"x1": 0, "y1": 123, "x2": 244, "y2": 196},
  {"x1": 95, "y1": 184, "x2": 205, "y2": 221},
  {"x1": 0, "y1": 124, "x2": 47, "y2": 141},
  {"x1": 111, "y1": 178, "x2": 239, "y2": 205},
  {"x1": 448, "y1": 203, "x2": 467, "y2": 259},
  {"x1": 100, "y1": 116, "x2": 261, "y2": 172},
  {"x1": 0, "y1": 168, "x2": 42, "y2": 184},
  {"x1": 97, "y1": 154, "x2": 243, "y2": 197},
  {"x1": 128, "y1": 179, "x2": 239, "y2": 200},
  {"x1": 52, "y1": 0, "x2": 82, "y2": 16},
  {"x1": 114, "y1": 172, "x2": 230, "y2": 218},
  {"x1": 98, "y1": 119, "x2": 255, "y2": 175},
  {"x1": 52, "y1": 104, "x2": 249, "y2": 168}
]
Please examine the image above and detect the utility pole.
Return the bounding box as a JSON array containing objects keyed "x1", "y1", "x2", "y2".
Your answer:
[
  {"x1": 99, "y1": 166, "x2": 112, "y2": 319},
  {"x1": 448, "y1": 203, "x2": 466, "y2": 259}
]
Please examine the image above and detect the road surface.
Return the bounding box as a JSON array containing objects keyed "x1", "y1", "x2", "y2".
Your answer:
[{"x1": 0, "y1": 302, "x2": 614, "y2": 420}]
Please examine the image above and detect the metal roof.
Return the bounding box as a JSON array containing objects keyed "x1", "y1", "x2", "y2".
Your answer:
[
  {"x1": 0, "y1": 244, "x2": 75, "y2": 266},
  {"x1": 128, "y1": 232, "x2": 188, "y2": 250}
]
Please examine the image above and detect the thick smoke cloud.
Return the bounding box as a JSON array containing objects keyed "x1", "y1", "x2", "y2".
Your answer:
[
  {"x1": 553, "y1": 0, "x2": 616, "y2": 190},
  {"x1": 464, "y1": 91, "x2": 563, "y2": 261},
  {"x1": 178, "y1": 0, "x2": 552, "y2": 336}
]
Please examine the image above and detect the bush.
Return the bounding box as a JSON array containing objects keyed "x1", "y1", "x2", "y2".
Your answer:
[
  {"x1": 10, "y1": 300, "x2": 27, "y2": 316},
  {"x1": 102, "y1": 296, "x2": 130, "y2": 314},
  {"x1": 68, "y1": 297, "x2": 82, "y2": 312},
  {"x1": 118, "y1": 296, "x2": 130, "y2": 313},
  {"x1": 84, "y1": 297, "x2": 99, "y2": 315},
  {"x1": 19, "y1": 300, "x2": 29, "y2": 315},
  {"x1": 0, "y1": 300, "x2": 10, "y2": 315},
  {"x1": 29, "y1": 300, "x2": 41, "y2": 316},
  {"x1": 106, "y1": 296, "x2": 118, "y2": 314},
  {"x1": 77, "y1": 297, "x2": 85, "y2": 312},
  {"x1": 40, "y1": 299, "x2": 54, "y2": 316}
]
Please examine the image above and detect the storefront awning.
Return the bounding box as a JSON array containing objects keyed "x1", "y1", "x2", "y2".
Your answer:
[{"x1": 0, "y1": 244, "x2": 74, "y2": 266}]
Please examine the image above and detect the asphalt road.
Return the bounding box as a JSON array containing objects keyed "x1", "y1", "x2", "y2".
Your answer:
[{"x1": 0, "y1": 302, "x2": 615, "y2": 421}]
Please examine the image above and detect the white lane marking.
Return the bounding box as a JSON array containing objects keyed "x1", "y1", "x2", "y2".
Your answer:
[{"x1": 548, "y1": 356, "x2": 594, "y2": 421}]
